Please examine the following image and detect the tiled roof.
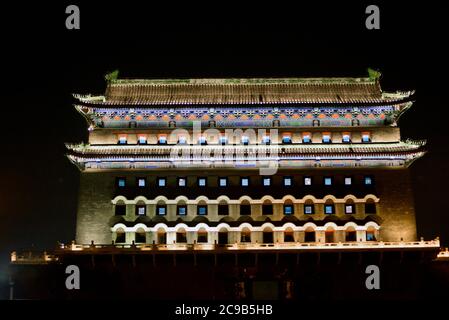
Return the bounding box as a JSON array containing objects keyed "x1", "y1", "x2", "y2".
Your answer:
[
  {"x1": 66, "y1": 141, "x2": 425, "y2": 158},
  {"x1": 74, "y1": 77, "x2": 414, "y2": 106}
]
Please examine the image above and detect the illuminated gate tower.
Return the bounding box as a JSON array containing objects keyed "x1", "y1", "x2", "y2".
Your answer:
[{"x1": 67, "y1": 75, "x2": 426, "y2": 248}]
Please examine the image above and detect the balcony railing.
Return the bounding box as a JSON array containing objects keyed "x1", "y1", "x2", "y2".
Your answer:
[{"x1": 10, "y1": 239, "x2": 442, "y2": 264}]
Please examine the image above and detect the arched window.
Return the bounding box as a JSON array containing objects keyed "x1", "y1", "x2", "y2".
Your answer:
[
  {"x1": 135, "y1": 201, "x2": 146, "y2": 216},
  {"x1": 283, "y1": 201, "x2": 294, "y2": 215},
  {"x1": 135, "y1": 228, "x2": 146, "y2": 243},
  {"x1": 197, "y1": 201, "x2": 208, "y2": 215},
  {"x1": 324, "y1": 200, "x2": 335, "y2": 215},
  {"x1": 325, "y1": 228, "x2": 335, "y2": 243},
  {"x1": 218, "y1": 201, "x2": 229, "y2": 215},
  {"x1": 156, "y1": 201, "x2": 167, "y2": 216},
  {"x1": 240, "y1": 201, "x2": 251, "y2": 216},
  {"x1": 345, "y1": 227, "x2": 357, "y2": 242},
  {"x1": 304, "y1": 200, "x2": 314, "y2": 215},
  {"x1": 241, "y1": 228, "x2": 251, "y2": 243},
  {"x1": 197, "y1": 228, "x2": 208, "y2": 243},
  {"x1": 262, "y1": 200, "x2": 273, "y2": 215},
  {"x1": 157, "y1": 228, "x2": 166, "y2": 244},
  {"x1": 366, "y1": 227, "x2": 377, "y2": 241},
  {"x1": 365, "y1": 199, "x2": 377, "y2": 214},
  {"x1": 218, "y1": 228, "x2": 228, "y2": 245},
  {"x1": 116, "y1": 228, "x2": 126, "y2": 243},
  {"x1": 176, "y1": 228, "x2": 187, "y2": 243},
  {"x1": 284, "y1": 228, "x2": 295, "y2": 242},
  {"x1": 115, "y1": 201, "x2": 126, "y2": 216},
  {"x1": 304, "y1": 227, "x2": 316, "y2": 243},
  {"x1": 345, "y1": 199, "x2": 355, "y2": 214},
  {"x1": 177, "y1": 201, "x2": 187, "y2": 216},
  {"x1": 262, "y1": 227, "x2": 274, "y2": 244}
]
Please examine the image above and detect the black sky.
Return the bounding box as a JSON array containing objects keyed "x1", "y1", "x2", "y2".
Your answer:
[{"x1": 0, "y1": 1, "x2": 448, "y2": 298}]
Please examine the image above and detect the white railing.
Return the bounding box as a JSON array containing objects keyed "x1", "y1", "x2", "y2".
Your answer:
[
  {"x1": 11, "y1": 239, "x2": 441, "y2": 263},
  {"x1": 61, "y1": 239, "x2": 440, "y2": 252}
]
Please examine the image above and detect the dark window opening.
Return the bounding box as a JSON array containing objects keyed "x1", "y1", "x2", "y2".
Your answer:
[
  {"x1": 218, "y1": 232, "x2": 228, "y2": 245},
  {"x1": 365, "y1": 202, "x2": 376, "y2": 214},
  {"x1": 116, "y1": 232, "x2": 126, "y2": 243},
  {"x1": 240, "y1": 204, "x2": 251, "y2": 215},
  {"x1": 263, "y1": 231, "x2": 274, "y2": 244},
  {"x1": 176, "y1": 232, "x2": 187, "y2": 243},
  {"x1": 304, "y1": 231, "x2": 316, "y2": 243},
  {"x1": 284, "y1": 232, "x2": 294, "y2": 242},
  {"x1": 345, "y1": 231, "x2": 357, "y2": 242},
  {"x1": 262, "y1": 204, "x2": 273, "y2": 215},
  {"x1": 135, "y1": 232, "x2": 146, "y2": 243},
  {"x1": 218, "y1": 204, "x2": 229, "y2": 215},
  {"x1": 197, "y1": 232, "x2": 208, "y2": 243},
  {"x1": 115, "y1": 204, "x2": 126, "y2": 216}
]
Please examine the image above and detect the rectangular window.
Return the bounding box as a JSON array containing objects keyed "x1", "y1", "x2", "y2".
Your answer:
[
  {"x1": 365, "y1": 203, "x2": 376, "y2": 214},
  {"x1": 177, "y1": 205, "x2": 187, "y2": 216},
  {"x1": 135, "y1": 232, "x2": 146, "y2": 243},
  {"x1": 324, "y1": 177, "x2": 332, "y2": 186},
  {"x1": 241, "y1": 136, "x2": 249, "y2": 145},
  {"x1": 158, "y1": 135, "x2": 167, "y2": 145},
  {"x1": 284, "y1": 232, "x2": 295, "y2": 242},
  {"x1": 302, "y1": 133, "x2": 311, "y2": 144},
  {"x1": 198, "y1": 136, "x2": 207, "y2": 145},
  {"x1": 304, "y1": 205, "x2": 314, "y2": 215},
  {"x1": 178, "y1": 177, "x2": 186, "y2": 187},
  {"x1": 362, "y1": 132, "x2": 371, "y2": 143},
  {"x1": 138, "y1": 136, "x2": 147, "y2": 145},
  {"x1": 137, "y1": 178, "x2": 146, "y2": 187},
  {"x1": 282, "y1": 135, "x2": 292, "y2": 144},
  {"x1": 118, "y1": 136, "x2": 127, "y2": 145},
  {"x1": 262, "y1": 136, "x2": 271, "y2": 145},
  {"x1": 136, "y1": 205, "x2": 146, "y2": 216},
  {"x1": 219, "y1": 177, "x2": 228, "y2": 187},
  {"x1": 156, "y1": 205, "x2": 166, "y2": 216},
  {"x1": 116, "y1": 232, "x2": 126, "y2": 243},
  {"x1": 240, "y1": 204, "x2": 251, "y2": 215},
  {"x1": 284, "y1": 177, "x2": 292, "y2": 187},
  {"x1": 322, "y1": 133, "x2": 331, "y2": 143},
  {"x1": 117, "y1": 177, "x2": 126, "y2": 188},
  {"x1": 304, "y1": 177, "x2": 312, "y2": 186},
  {"x1": 325, "y1": 205, "x2": 334, "y2": 214},
  {"x1": 344, "y1": 177, "x2": 352, "y2": 185},
  {"x1": 262, "y1": 204, "x2": 273, "y2": 215},
  {"x1": 241, "y1": 177, "x2": 249, "y2": 187},
  {"x1": 366, "y1": 232, "x2": 376, "y2": 241},
  {"x1": 284, "y1": 205, "x2": 293, "y2": 215},
  {"x1": 345, "y1": 204, "x2": 354, "y2": 214},
  {"x1": 218, "y1": 204, "x2": 228, "y2": 215},
  {"x1": 198, "y1": 177, "x2": 207, "y2": 187},
  {"x1": 219, "y1": 136, "x2": 228, "y2": 145},
  {"x1": 241, "y1": 232, "x2": 251, "y2": 243},
  {"x1": 364, "y1": 176, "x2": 374, "y2": 186},
  {"x1": 176, "y1": 232, "x2": 187, "y2": 243},
  {"x1": 178, "y1": 136, "x2": 187, "y2": 144},
  {"x1": 115, "y1": 204, "x2": 126, "y2": 216},
  {"x1": 197, "y1": 233, "x2": 208, "y2": 243},
  {"x1": 263, "y1": 177, "x2": 271, "y2": 186},
  {"x1": 157, "y1": 177, "x2": 166, "y2": 187},
  {"x1": 342, "y1": 133, "x2": 351, "y2": 143},
  {"x1": 197, "y1": 205, "x2": 207, "y2": 215}
]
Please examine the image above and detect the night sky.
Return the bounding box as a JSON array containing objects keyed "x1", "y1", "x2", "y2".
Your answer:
[{"x1": 0, "y1": 1, "x2": 447, "y2": 298}]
